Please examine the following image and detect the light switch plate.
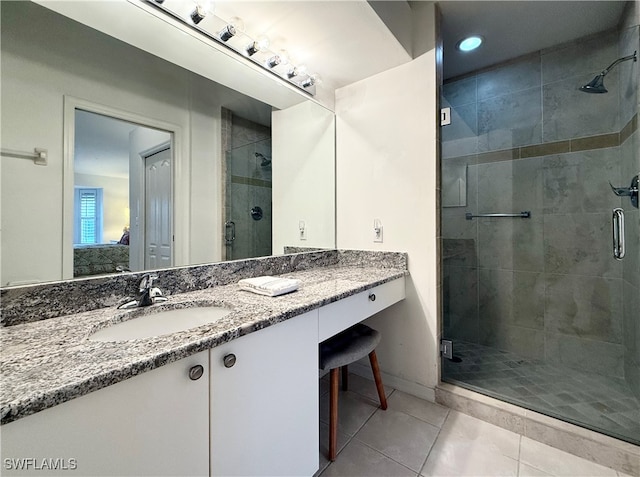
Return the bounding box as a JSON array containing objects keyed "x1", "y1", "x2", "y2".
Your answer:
[
  {"x1": 373, "y1": 219, "x2": 383, "y2": 243},
  {"x1": 299, "y1": 220, "x2": 306, "y2": 240}
]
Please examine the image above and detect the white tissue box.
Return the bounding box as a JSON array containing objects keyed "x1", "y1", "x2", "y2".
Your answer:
[{"x1": 238, "y1": 276, "x2": 301, "y2": 297}]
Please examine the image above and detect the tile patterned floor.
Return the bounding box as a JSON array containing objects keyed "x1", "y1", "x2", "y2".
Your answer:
[
  {"x1": 315, "y1": 373, "x2": 631, "y2": 477},
  {"x1": 442, "y1": 340, "x2": 640, "y2": 446}
]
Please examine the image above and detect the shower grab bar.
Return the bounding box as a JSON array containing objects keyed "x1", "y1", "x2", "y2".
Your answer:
[
  {"x1": 465, "y1": 211, "x2": 531, "y2": 220},
  {"x1": 612, "y1": 208, "x2": 625, "y2": 260}
]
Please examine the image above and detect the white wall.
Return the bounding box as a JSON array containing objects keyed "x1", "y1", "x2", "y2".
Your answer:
[
  {"x1": 272, "y1": 102, "x2": 336, "y2": 253},
  {"x1": 0, "y1": 2, "x2": 223, "y2": 285},
  {"x1": 335, "y1": 6, "x2": 440, "y2": 397},
  {"x1": 188, "y1": 74, "x2": 224, "y2": 267}
]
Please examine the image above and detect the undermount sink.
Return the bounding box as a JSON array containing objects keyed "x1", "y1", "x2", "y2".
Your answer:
[{"x1": 88, "y1": 305, "x2": 233, "y2": 342}]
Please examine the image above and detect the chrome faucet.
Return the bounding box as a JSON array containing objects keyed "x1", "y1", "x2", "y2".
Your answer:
[{"x1": 118, "y1": 273, "x2": 168, "y2": 309}]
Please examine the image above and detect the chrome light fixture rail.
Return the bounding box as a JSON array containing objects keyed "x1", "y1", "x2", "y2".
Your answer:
[{"x1": 143, "y1": 0, "x2": 319, "y2": 96}]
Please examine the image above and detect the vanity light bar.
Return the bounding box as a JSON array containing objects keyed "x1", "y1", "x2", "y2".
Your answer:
[{"x1": 145, "y1": 0, "x2": 317, "y2": 96}]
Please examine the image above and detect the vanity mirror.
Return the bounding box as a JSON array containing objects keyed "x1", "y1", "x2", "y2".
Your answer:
[{"x1": 0, "y1": 0, "x2": 335, "y2": 287}]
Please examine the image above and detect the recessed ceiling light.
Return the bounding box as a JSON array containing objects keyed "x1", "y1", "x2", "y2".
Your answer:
[{"x1": 457, "y1": 36, "x2": 483, "y2": 52}]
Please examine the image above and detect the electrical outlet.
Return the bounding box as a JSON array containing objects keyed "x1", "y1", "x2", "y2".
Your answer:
[
  {"x1": 373, "y1": 219, "x2": 383, "y2": 243},
  {"x1": 299, "y1": 220, "x2": 306, "y2": 240}
]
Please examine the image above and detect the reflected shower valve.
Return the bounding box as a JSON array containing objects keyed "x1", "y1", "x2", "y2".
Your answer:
[{"x1": 250, "y1": 206, "x2": 263, "y2": 221}]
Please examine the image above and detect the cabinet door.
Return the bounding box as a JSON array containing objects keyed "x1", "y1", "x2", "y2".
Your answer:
[
  {"x1": 210, "y1": 311, "x2": 319, "y2": 477},
  {"x1": 1, "y1": 351, "x2": 209, "y2": 476}
]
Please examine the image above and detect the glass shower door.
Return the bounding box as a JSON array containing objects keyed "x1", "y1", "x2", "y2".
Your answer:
[
  {"x1": 221, "y1": 110, "x2": 273, "y2": 261},
  {"x1": 440, "y1": 22, "x2": 639, "y2": 445}
]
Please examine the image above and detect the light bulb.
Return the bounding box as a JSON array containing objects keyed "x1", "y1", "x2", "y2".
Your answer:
[
  {"x1": 456, "y1": 35, "x2": 483, "y2": 52},
  {"x1": 287, "y1": 64, "x2": 307, "y2": 79},
  {"x1": 255, "y1": 35, "x2": 270, "y2": 50},
  {"x1": 190, "y1": 0, "x2": 214, "y2": 24},
  {"x1": 267, "y1": 55, "x2": 281, "y2": 68},
  {"x1": 219, "y1": 16, "x2": 245, "y2": 41},
  {"x1": 246, "y1": 35, "x2": 270, "y2": 56},
  {"x1": 277, "y1": 49, "x2": 289, "y2": 66},
  {"x1": 266, "y1": 50, "x2": 289, "y2": 68},
  {"x1": 302, "y1": 74, "x2": 321, "y2": 88}
]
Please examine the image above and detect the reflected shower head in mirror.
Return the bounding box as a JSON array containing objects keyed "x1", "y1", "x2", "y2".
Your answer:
[
  {"x1": 580, "y1": 51, "x2": 637, "y2": 93},
  {"x1": 255, "y1": 152, "x2": 271, "y2": 167}
]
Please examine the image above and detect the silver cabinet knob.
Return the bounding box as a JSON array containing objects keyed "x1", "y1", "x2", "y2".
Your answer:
[
  {"x1": 223, "y1": 354, "x2": 236, "y2": 368},
  {"x1": 189, "y1": 364, "x2": 204, "y2": 381},
  {"x1": 369, "y1": 293, "x2": 376, "y2": 302}
]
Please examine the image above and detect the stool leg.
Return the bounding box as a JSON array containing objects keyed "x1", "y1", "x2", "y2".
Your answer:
[
  {"x1": 329, "y1": 368, "x2": 339, "y2": 461},
  {"x1": 341, "y1": 365, "x2": 349, "y2": 391},
  {"x1": 368, "y1": 350, "x2": 388, "y2": 410}
]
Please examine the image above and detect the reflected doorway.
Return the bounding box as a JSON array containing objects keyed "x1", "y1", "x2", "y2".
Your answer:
[
  {"x1": 221, "y1": 108, "x2": 272, "y2": 261},
  {"x1": 73, "y1": 110, "x2": 172, "y2": 277},
  {"x1": 143, "y1": 146, "x2": 172, "y2": 270}
]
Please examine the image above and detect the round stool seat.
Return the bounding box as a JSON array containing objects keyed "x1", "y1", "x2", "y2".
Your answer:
[{"x1": 320, "y1": 324, "x2": 381, "y2": 371}]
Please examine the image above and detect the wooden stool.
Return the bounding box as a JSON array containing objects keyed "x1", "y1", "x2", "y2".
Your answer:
[{"x1": 319, "y1": 323, "x2": 388, "y2": 461}]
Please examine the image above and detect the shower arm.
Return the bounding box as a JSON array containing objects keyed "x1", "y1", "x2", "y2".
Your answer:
[{"x1": 600, "y1": 51, "x2": 637, "y2": 76}]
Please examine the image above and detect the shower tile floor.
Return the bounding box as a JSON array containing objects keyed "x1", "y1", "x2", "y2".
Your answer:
[{"x1": 442, "y1": 340, "x2": 640, "y2": 446}]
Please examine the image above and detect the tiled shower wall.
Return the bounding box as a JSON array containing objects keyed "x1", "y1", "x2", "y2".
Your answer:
[
  {"x1": 442, "y1": 13, "x2": 639, "y2": 385},
  {"x1": 221, "y1": 109, "x2": 273, "y2": 261}
]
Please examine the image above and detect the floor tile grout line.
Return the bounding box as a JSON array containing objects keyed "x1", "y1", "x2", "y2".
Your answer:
[
  {"x1": 345, "y1": 385, "x2": 446, "y2": 476},
  {"x1": 321, "y1": 385, "x2": 399, "y2": 462},
  {"x1": 417, "y1": 433, "x2": 441, "y2": 477},
  {"x1": 351, "y1": 435, "x2": 429, "y2": 476},
  {"x1": 517, "y1": 434, "x2": 523, "y2": 477},
  {"x1": 341, "y1": 374, "x2": 453, "y2": 428},
  {"x1": 418, "y1": 408, "x2": 450, "y2": 476}
]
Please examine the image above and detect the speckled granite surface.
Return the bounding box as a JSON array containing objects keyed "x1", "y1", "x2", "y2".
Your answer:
[
  {"x1": 337, "y1": 250, "x2": 407, "y2": 269},
  {"x1": 1, "y1": 257, "x2": 407, "y2": 425},
  {"x1": 1, "y1": 250, "x2": 339, "y2": 327},
  {"x1": 1, "y1": 250, "x2": 407, "y2": 327}
]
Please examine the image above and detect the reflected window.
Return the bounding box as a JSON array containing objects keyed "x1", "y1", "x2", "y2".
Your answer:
[{"x1": 74, "y1": 187, "x2": 103, "y2": 244}]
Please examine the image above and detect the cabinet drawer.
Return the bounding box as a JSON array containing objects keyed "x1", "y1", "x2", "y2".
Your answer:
[{"x1": 318, "y1": 277, "x2": 405, "y2": 342}]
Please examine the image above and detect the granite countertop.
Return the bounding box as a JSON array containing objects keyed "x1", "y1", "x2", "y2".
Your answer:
[{"x1": 0, "y1": 265, "x2": 406, "y2": 425}]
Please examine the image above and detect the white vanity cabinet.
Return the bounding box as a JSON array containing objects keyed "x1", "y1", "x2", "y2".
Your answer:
[
  {"x1": 209, "y1": 310, "x2": 319, "y2": 477},
  {"x1": 1, "y1": 277, "x2": 406, "y2": 477},
  {"x1": 0, "y1": 351, "x2": 209, "y2": 476},
  {"x1": 318, "y1": 277, "x2": 406, "y2": 342}
]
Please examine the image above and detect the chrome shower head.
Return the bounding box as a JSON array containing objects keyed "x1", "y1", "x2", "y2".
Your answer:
[
  {"x1": 580, "y1": 51, "x2": 637, "y2": 94},
  {"x1": 255, "y1": 152, "x2": 271, "y2": 167},
  {"x1": 580, "y1": 74, "x2": 607, "y2": 94}
]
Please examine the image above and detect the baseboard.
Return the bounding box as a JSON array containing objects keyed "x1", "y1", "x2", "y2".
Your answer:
[{"x1": 348, "y1": 362, "x2": 436, "y2": 402}]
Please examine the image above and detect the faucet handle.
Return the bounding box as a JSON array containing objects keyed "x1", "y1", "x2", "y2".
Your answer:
[{"x1": 138, "y1": 273, "x2": 159, "y2": 293}]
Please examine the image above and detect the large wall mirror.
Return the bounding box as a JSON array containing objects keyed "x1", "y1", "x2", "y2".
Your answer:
[{"x1": 0, "y1": 0, "x2": 335, "y2": 286}]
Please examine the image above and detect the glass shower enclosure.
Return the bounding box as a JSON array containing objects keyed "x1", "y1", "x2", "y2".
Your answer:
[
  {"x1": 222, "y1": 110, "x2": 273, "y2": 261},
  {"x1": 440, "y1": 18, "x2": 639, "y2": 445}
]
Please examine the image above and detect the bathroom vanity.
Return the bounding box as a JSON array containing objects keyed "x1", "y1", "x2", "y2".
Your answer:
[{"x1": 0, "y1": 251, "x2": 407, "y2": 476}]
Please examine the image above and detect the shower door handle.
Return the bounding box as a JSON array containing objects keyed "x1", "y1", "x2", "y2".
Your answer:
[
  {"x1": 612, "y1": 208, "x2": 625, "y2": 260},
  {"x1": 225, "y1": 221, "x2": 235, "y2": 245}
]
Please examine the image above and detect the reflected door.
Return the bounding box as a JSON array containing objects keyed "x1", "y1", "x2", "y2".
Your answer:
[{"x1": 144, "y1": 148, "x2": 172, "y2": 270}]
